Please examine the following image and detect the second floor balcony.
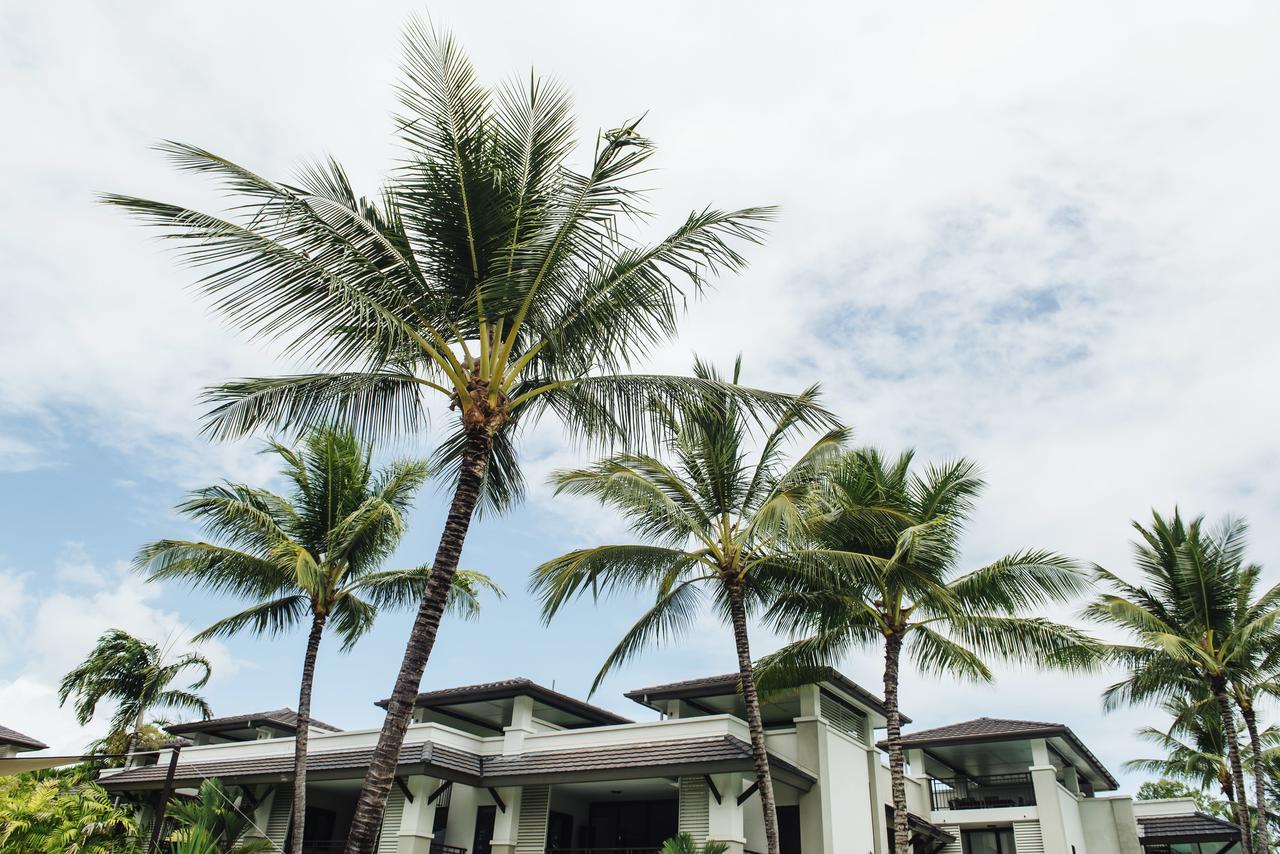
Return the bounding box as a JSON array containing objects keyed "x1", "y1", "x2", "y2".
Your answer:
[{"x1": 928, "y1": 773, "x2": 1036, "y2": 811}]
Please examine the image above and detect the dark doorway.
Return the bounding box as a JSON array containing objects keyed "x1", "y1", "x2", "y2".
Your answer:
[
  {"x1": 962, "y1": 827, "x2": 1017, "y2": 854},
  {"x1": 473, "y1": 804, "x2": 496, "y2": 854},
  {"x1": 587, "y1": 799, "x2": 678, "y2": 848},
  {"x1": 547, "y1": 810, "x2": 574, "y2": 849},
  {"x1": 778, "y1": 805, "x2": 802, "y2": 854}
]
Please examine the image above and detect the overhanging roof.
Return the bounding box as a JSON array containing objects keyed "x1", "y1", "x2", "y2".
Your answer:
[
  {"x1": 0, "y1": 725, "x2": 48, "y2": 752},
  {"x1": 625, "y1": 668, "x2": 902, "y2": 722},
  {"x1": 380, "y1": 678, "x2": 631, "y2": 728},
  {"x1": 1138, "y1": 813, "x2": 1241, "y2": 844},
  {"x1": 167, "y1": 708, "x2": 342, "y2": 736},
  {"x1": 99, "y1": 734, "x2": 814, "y2": 792},
  {"x1": 882, "y1": 717, "x2": 1118, "y2": 790}
]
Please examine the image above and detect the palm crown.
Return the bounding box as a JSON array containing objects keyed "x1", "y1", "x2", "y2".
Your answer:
[{"x1": 58, "y1": 629, "x2": 212, "y2": 746}]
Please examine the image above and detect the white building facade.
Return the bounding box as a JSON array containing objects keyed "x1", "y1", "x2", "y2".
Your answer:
[{"x1": 99, "y1": 671, "x2": 1239, "y2": 854}]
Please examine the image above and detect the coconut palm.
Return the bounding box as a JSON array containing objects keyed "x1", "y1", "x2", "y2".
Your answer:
[
  {"x1": 533, "y1": 360, "x2": 848, "y2": 854},
  {"x1": 58, "y1": 629, "x2": 212, "y2": 764},
  {"x1": 135, "y1": 427, "x2": 499, "y2": 854},
  {"x1": 1125, "y1": 693, "x2": 1247, "y2": 803},
  {"x1": 1086, "y1": 510, "x2": 1280, "y2": 854},
  {"x1": 102, "y1": 20, "x2": 808, "y2": 849},
  {"x1": 757, "y1": 448, "x2": 1092, "y2": 854}
]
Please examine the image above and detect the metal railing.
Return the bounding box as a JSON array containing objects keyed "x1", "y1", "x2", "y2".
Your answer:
[
  {"x1": 546, "y1": 848, "x2": 660, "y2": 854},
  {"x1": 928, "y1": 773, "x2": 1036, "y2": 810},
  {"x1": 431, "y1": 845, "x2": 467, "y2": 854}
]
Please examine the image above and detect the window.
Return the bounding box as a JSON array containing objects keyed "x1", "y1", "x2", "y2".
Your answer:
[{"x1": 962, "y1": 827, "x2": 1017, "y2": 854}]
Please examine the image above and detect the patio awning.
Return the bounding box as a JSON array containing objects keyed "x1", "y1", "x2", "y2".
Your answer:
[{"x1": 0, "y1": 756, "x2": 90, "y2": 776}]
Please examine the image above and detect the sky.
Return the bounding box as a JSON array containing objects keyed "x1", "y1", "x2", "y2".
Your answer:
[{"x1": 2, "y1": 1, "x2": 1279, "y2": 792}]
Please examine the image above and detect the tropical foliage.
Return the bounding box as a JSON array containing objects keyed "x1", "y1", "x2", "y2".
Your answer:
[
  {"x1": 534, "y1": 359, "x2": 844, "y2": 854},
  {"x1": 58, "y1": 628, "x2": 211, "y2": 761},
  {"x1": 1088, "y1": 510, "x2": 1280, "y2": 854},
  {"x1": 757, "y1": 448, "x2": 1092, "y2": 854},
  {"x1": 0, "y1": 770, "x2": 136, "y2": 853},
  {"x1": 102, "y1": 16, "x2": 808, "y2": 849},
  {"x1": 136, "y1": 426, "x2": 499, "y2": 854},
  {"x1": 165, "y1": 778, "x2": 273, "y2": 854},
  {"x1": 660, "y1": 833, "x2": 730, "y2": 854}
]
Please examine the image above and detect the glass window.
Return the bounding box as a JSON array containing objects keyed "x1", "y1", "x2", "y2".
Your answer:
[{"x1": 963, "y1": 827, "x2": 1017, "y2": 854}]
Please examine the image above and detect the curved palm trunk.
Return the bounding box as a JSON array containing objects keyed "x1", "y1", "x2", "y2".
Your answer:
[
  {"x1": 883, "y1": 632, "x2": 910, "y2": 854},
  {"x1": 124, "y1": 704, "x2": 147, "y2": 770},
  {"x1": 1240, "y1": 698, "x2": 1269, "y2": 854},
  {"x1": 344, "y1": 429, "x2": 493, "y2": 854},
  {"x1": 1216, "y1": 685, "x2": 1255, "y2": 854},
  {"x1": 290, "y1": 612, "x2": 327, "y2": 854},
  {"x1": 727, "y1": 581, "x2": 780, "y2": 854}
]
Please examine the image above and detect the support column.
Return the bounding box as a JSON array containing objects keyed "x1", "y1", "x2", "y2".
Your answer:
[
  {"x1": 796, "y1": 685, "x2": 834, "y2": 854},
  {"x1": 708, "y1": 774, "x2": 746, "y2": 854},
  {"x1": 489, "y1": 786, "x2": 522, "y2": 854},
  {"x1": 1029, "y1": 740, "x2": 1068, "y2": 854},
  {"x1": 396, "y1": 776, "x2": 441, "y2": 854},
  {"x1": 504, "y1": 696, "x2": 535, "y2": 754}
]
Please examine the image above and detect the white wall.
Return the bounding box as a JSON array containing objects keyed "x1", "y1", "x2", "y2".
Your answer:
[
  {"x1": 824, "y1": 727, "x2": 877, "y2": 854},
  {"x1": 1056, "y1": 784, "x2": 1089, "y2": 854}
]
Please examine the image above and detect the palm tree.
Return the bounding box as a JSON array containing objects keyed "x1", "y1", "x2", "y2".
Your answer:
[
  {"x1": 1124, "y1": 694, "x2": 1247, "y2": 803},
  {"x1": 58, "y1": 629, "x2": 212, "y2": 765},
  {"x1": 660, "y1": 833, "x2": 730, "y2": 854},
  {"x1": 102, "y1": 21, "x2": 805, "y2": 850},
  {"x1": 135, "y1": 427, "x2": 499, "y2": 854},
  {"x1": 166, "y1": 778, "x2": 273, "y2": 854},
  {"x1": 1086, "y1": 510, "x2": 1280, "y2": 854},
  {"x1": 757, "y1": 448, "x2": 1092, "y2": 854},
  {"x1": 533, "y1": 360, "x2": 848, "y2": 854}
]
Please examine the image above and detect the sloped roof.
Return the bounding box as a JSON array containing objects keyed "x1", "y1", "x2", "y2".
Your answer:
[
  {"x1": 380, "y1": 678, "x2": 631, "y2": 727},
  {"x1": 101, "y1": 740, "x2": 480, "y2": 789},
  {"x1": 100, "y1": 734, "x2": 813, "y2": 791},
  {"x1": 0, "y1": 725, "x2": 47, "y2": 751},
  {"x1": 1138, "y1": 812, "x2": 1241, "y2": 843},
  {"x1": 625, "y1": 668, "x2": 900, "y2": 721},
  {"x1": 166, "y1": 708, "x2": 342, "y2": 736},
  {"x1": 886, "y1": 717, "x2": 1118, "y2": 790}
]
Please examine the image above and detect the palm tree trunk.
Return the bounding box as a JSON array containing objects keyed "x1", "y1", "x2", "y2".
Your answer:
[
  {"x1": 727, "y1": 580, "x2": 780, "y2": 854},
  {"x1": 124, "y1": 705, "x2": 147, "y2": 770},
  {"x1": 884, "y1": 631, "x2": 910, "y2": 854},
  {"x1": 344, "y1": 428, "x2": 493, "y2": 854},
  {"x1": 1217, "y1": 685, "x2": 1255, "y2": 854},
  {"x1": 290, "y1": 612, "x2": 327, "y2": 854},
  {"x1": 1241, "y1": 697, "x2": 1269, "y2": 854}
]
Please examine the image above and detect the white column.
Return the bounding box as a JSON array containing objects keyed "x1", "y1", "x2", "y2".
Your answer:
[
  {"x1": 708, "y1": 774, "x2": 747, "y2": 854},
  {"x1": 397, "y1": 776, "x2": 441, "y2": 854},
  {"x1": 1029, "y1": 739, "x2": 1068, "y2": 854},
  {"x1": 489, "y1": 786, "x2": 522, "y2": 854},
  {"x1": 503, "y1": 696, "x2": 535, "y2": 754}
]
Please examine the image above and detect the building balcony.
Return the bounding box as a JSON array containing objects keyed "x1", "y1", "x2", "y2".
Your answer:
[{"x1": 928, "y1": 773, "x2": 1036, "y2": 811}]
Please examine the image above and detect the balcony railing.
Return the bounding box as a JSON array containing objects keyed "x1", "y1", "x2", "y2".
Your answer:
[
  {"x1": 928, "y1": 773, "x2": 1036, "y2": 811},
  {"x1": 546, "y1": 848, "x2": 659, "y2": 854}
]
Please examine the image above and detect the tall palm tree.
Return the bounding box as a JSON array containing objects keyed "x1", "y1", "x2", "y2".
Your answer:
[
  {"x1": 58, "y1": 629, "x2": 212, "y2": 764},
  {"x1": 533, "y1": 360, "x2": 848, "y2": 854},
  {"x1": 102, "y1": 21, "x2": 807, "y2": 850},
  {"x1": 757, "y1": 448, "x2": 1091, "y2": 854},
  {"x1": 135, "y1": 427, "x2": 499, "y2": 854},
  {"x1": 1086, "y1": 510, "x2": 1280, "y2": 854}
]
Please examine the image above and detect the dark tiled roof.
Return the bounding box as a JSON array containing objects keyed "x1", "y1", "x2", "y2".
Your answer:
[
  {"x1": 484, "y1": 734, "x2": 814, "y2": 789},
  {"x1": 380, "y1": 678, "x2": 631, "y2": 727},
  {"x1": 101, "y1": 734, "x2": 813, "y2": 791},
  {"x1": 0, "y1": 725, "x2": 47, "y2": 751},
  {"x1": 166, "y1": 708, "x2": 342, "y2": 736},
  {"x1": 625, "y1": 668, "x2": 902, "y2": 722},
  {"x1": 909, "y1": 813, "x2": 955, "y2": 843},
  {"x1": 887, "y1": 717, "x2": 1118, "y2": 790},
  {"x1": 100, "y1": 740, "x2": 480, "y2": 789},
  {"x1": 1138, "y1": 812, "x2": 1241, "y2": 842}
]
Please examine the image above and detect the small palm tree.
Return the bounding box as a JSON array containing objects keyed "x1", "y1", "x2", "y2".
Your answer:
[
  {"x1": 533, "y1": 360, "x2": 847, "y2": 854},
  {"x1": 103, "y1": 21, "x2": 807, "y2": 851},
  {"x1": 136, "y1": 427, "x2": 499, "y2": 854},
  {"x1": 757, "y1": 448, "x2": 1091, "y2": 854},
  {"x1": 1086, "y1": 510, "x2": 1280, "y2": 854},
  {"x1": 1124, "y1": 694, "x2": 1252, "y2": 803},
  {"x1": 58, "y1": 629, "x2": 211, "y2": 763},
  {"x1": 166, "y1": 778, "x2": 273, "y2": 854},
  {"x1": 660, "y1": 833, "x2": 730, "y2": 854}
]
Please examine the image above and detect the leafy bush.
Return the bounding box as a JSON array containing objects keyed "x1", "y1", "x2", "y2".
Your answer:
[
  {"x1": 660, "y1": 833, "x2": 731, "y2": 854},
  {"x1": 0, "y1": 770, "x2": 137, "y2": 852}
]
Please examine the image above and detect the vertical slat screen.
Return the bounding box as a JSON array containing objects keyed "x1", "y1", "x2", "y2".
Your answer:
[
  {"x1": 678, "y1": 776, "x2": 710, "y2": 843},
  {"x1": 377, "y1": 785, "x2": 407, "y2": 853},
  {"x1": 1015, "y1": 820, "x2": 1046, "y2": 854},
  {"x1": 515, "y1": 785, "x2": 551, "y2": 853},
  {"x1": 264, "y1": 785, "x2": 293, "y2": 849}
]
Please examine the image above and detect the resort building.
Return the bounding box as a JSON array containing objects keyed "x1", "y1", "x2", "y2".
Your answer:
[{"x1": 98, "y1": 670, "x2": 1239, "y2": 854}]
